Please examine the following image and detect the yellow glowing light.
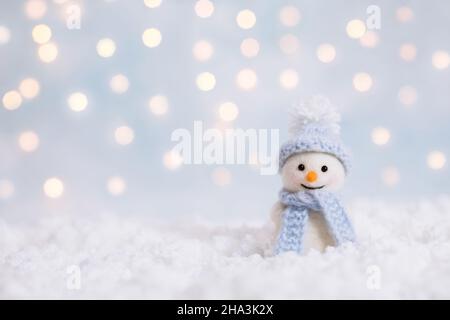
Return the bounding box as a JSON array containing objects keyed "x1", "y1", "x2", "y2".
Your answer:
[
  {"x1": 279, "y1": 5, "x2": 300, "y2": 27},
  {"x1": 432, "y1": 50, "x2": 450, "y2": 70},
  {"x1": 163, "y1": 150, "x2": 183, "y2": 170},
  {"x1": 18, "y1": 131, "x2": 40, "y2": 153},
  {"x1": 236, "y1": 9, "x2": 256, "y2": 30},
  {"x1": 240, "y1": 38, "x2": 259, "y2": 58},
  {"x1": 25, "y1": 0, "x2": 47, "y2": 20},
  {"x1": 142, "y1": 28, "x2": 162, "y2": 48},
  {"x1": 381, "y1": 166, "x2": 400, "y2": 187},
  {"x1": 107, "y1": 176, "x2": 126, "y2": 196},
  {"x1": 43, "y1": 177, "x2": 64, "y2": 199},
  {"x1": 396, "y1": 6, "x2": 414, "y2": 23},
  {"x1": 19, "y1": 78, "x2": 40, "y2": 99},
  {"x1": 2, "y1": 90, "x2": 23, "y2": 111},
  {"x1": 211, "y1": 167, "x2": 231, "y2": 187},
  {"x1": 0, "y1": 26, "x2": 11, "y2": 45},
  {"x1": 427, "y1": 151, "x2": 446, "y2": 170},
  {"x1": 346, "y1": 19, "x2": 366, "y2": 39},
  {"x1": 353, "y1": 72, "x2": 373, "y2": 92},
  {"x1": 0, "y1": 180, "x2": 14, "y2": 200},
  {"x1": 218, "y1": 102, "x2": 239, "y2": 122},
  {"x1": 192, "y1": 40, "x2": 213, "y2": 61},
  {"x1": 144, "y1": 0, "x2": 162, "y2": 8},
  {"x1": 38, "y1": 42, "x2": 58, "y2": 63},
  {"x1": 371, "y1": 127, "x2": 391, "y2": 146},
  {"x1": 195, "y1": 0, "x2": 214, "y2": 18},
  {"x1": 399, "y1": 43, "x2": 416, "y2": 62},
  {"x1": 236, "y1": 68, "x2": 257, "y2": 91},
  {"x1": 96, "y1": 38, "x2": 116, "y2": 58},
  {"x1": 279, "y1": 34, "x2": 299, "y2": 55},
  {"x1": 316, "y1": 43, "x2": 336, "y2": 63},
  {"x1": 68, "y1": 92, "x2": 88, "y2": 112},
  {"x1": 196, "y1": 72, "x2": 216, "y2": 91},
  {"x1": 398, "y1": 86, "x2": 417, "y2": 106},
  {"x1": 32, "y1": 24, "x2": 52, "y2": 44},
  {"x1": 110, "y1": 74, "x2": 129, "y2": 94},
  {"x1": 149, "y1": 95, "x2": 169, "y2": 115},
  {"x1": 279, "y1": 69, "x2": 299, "y2": 90},
  {"x1": 359, "y1": 31, "x2": 379, "y2": 48},
  {"x1": 115, "y1": 126, "x2": 134, "y2": 145}
]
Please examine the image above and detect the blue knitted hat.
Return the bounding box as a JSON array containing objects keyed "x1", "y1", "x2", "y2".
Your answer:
[{"x1": 279, "y1": 96, "x2": 351, "y2": 173}]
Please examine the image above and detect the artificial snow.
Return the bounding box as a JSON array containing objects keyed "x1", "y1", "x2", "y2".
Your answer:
[{"x1": 1, "y1": 197, "x2": 450, "y2": 299}]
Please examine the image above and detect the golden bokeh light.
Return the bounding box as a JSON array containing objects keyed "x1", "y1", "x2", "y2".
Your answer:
[
  {"x1": 115, "y1": 126, "x2": 135, "y2": 145},
  {"x1": 432, "y1": 50, "x2": 450, "y2": 70},
  {"x1": 2, "y1": 90, "x2": 23, "y2": 111},
  {"x1": 427, "y1": 151, "x2": 446, "y2": 170},
  {"x1": 192, "y1": 40, "x2": 213, "y2": 61},
  {"x1": 218, "y1": 102, "x2": 239, "y2": 122},
  {"x1": 142, "y1": 28, "x2": 162, "y2": 48},
  {"x1": 38, "y1": 42, "x2": 58, "y2": 63},
  {"x1": 163, "y1": 150, "x2": 183, "y2": 170},
  {"x1": 236, "y1": 68, "x2": 257, "y2": 91},
  {"x1": 316, "y1": 43, "x2": 336, "y2": 63},
  {"x1": 67, "y1": 92, "x2": 88, "y2": 112},
  {"x1": 236, "y1": 9, "x2": 256, "y2": 30},
  {"x1": 148, "y1": 95, "x2": 169, "y2": 115},
  {"x1": 107, "y1": 176, "x2": 126, "y2": 196},
  {"x1": 353, "y1": 72, "x2": 373, "y2": 92},
  {"x1": 18, "y1": 131, "x2": 40, "y2": 153},
  {"x1": 0, "y1": 26, "x2": 11, "y2": 45},
  {"x1": 25, "y1": 0, "x2": 47, "y2": 20},
  {"x1": 359, "y1": 31, "x2": 379, "y2": 48},
  {"x1": 32, "y1": 24, "x2": 52, "y2": 44},
  {"x1": 371, "y1": 127, "x2": 391, "y2": 146},
  {"x1": 144, "y1": 0, "x2": 162, "y2": 8},
  {"x1": 279, "y1": 69, "x2": 299, "y2": 90},
  {"x1": 110, "y1": 74, "x2": 129, "y2": 94},
  {"x1": 396, "y1": 6, "x2": 414, "y2": 23},
  {"x1": 194, "y1": 0, "x2": 214, "y2": 18},
  {"x1": 279, "y1": 6, "x2": 300, "y2": 27},
  {"x1": 196, "y1": 72, "x2": 216, "y2": 91},
  {"x1": 240, "y1": 38, "x2": 259, "y2": 58},
  {"x1": 399, "y1": 43, "x2": 417, "y2": 62},
  {"x1": 19, "y1": 78, "x2": 40, "y2": 99},
  {"x1": 346, "y1": 19, "x2": 366, "y2": 39},
  {"x1": 96, "y1": 38, "x2": 116, "y2": 58},
  {"x1": 43, "y1": 177, "x2": 64, "y2": 199}
]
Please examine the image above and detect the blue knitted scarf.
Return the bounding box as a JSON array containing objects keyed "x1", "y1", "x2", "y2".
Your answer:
[{"x1": 274, "y1": 190, "x2": 356, "y2": 255}]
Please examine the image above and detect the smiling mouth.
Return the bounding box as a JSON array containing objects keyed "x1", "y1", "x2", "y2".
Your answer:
[{"x1": 301, "y1": 184, "x2": 325, "y2": 190}]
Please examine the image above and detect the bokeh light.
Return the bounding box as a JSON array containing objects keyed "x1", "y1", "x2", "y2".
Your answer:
[
  {"x1": 142, "y1": 28, "x2": 162, "y2": 48},
  {"x1": 144, "y1": 0, "x2": 161, "y2": 9},
  {"x1": 19, "y1": 78, "x2": 40, "y2": 99},
  {"x1": 279, "y1": 34, "x2": 299, "y2": 55},
  {"x1": 196, "y1": 72, "x2": 216, "y2": 91},
  {"x1": 346, "y1": 19, "x2": 366, "y2": 39},
  {"x1": 279, "y1": 6, "x2": 300, "y2": 27},
  {"x1": 240, "y1": 38, "x2": 259, "y2": 58},
  {"x1": 398, "y1": 85, "x2": 417, "y2": 106},
  {"x1": 371, "y1": 127, "x2": 391, "y2": 146},
  {"x1": 107, "y1": 176, "x2": 126, "y2": 196},
  {"x1": 18, "y1": 131, "x2": 40, "y2": 153},
  {"x1": 279, "y1": 69, "x2": 299, "y2": 90},
  {"x1": 218, "y1": 102, "x2": 239, "y2": 122},
  {"x1": 24, "y1": 0, "x2": 47, "y2": 20},
  {"x1": 381, "y1": 166, "x2": 400, "y2": 187},
  {"x1": 192, "y1": 40, "x2": 213, "y2": 61},
  {"x1": 359, "y1": 31, "x2": 379, "y2": 48},
  {"x1": 115, "y1": 126, "x2": 135, "y2": 145},
  {"x1": 236, "y1": 68, "x2": 257, "y2": 91},
  {"x1": 38, "y1": 42, "x2": 58, "y2": 63},
  {"x1": 110, "y1": 74, "x2": 129, "y2": 94},
  {"x1": 427, "y1": 151, "x2": 446, "y2": 170},
  {"x1": 211, "y1": 167, "x2": 232, "y2": 187},
  {"x1": 67, "y1": 92, "x2": 88, "y2": 112},
  {"x1": 432, "y1": 50, "x2": 450, "y2": 70},
  {"x1": 236, "y1": 9, "x2": 256, "y2": 30},
  {"x1": 316, "y1": 43, "x2": 336, "y2": 63},
  {"x1": 96, "y1": 38, "x2": 116, "y2": 58},
  {"x1": 0, "y1": 25, "x2": 11, "y2": 45},
  {"x1": 43, "y1": 177, "x2": 64, "y2": 199},
  {"x1": 353, "y1": 72, "x2": 373, "y2": 92},
  {"x1": 32, "y1": 24, "x2": 52, "y2": 44},
  {"x1": 0, "y1": 180, "x2": 15, "y2": 200},
  {"x1": 163, "y1": 150, "x2": 183, "y2": 170},
  {"x1": 148, "y1": 95, "x2": 169, "y2": 115},
  {"x1": 396, "y1": 6, "x2": 414, "y2": 23},
  {"x1": 2, "y1": 90, "x2": 23, "y2": 111},
  {"x1": 194, "y1": 0, "x2": 214, "y2": 18},
  {"x1": 399, "y1": 43, "x2": 417, "y2": 62}
]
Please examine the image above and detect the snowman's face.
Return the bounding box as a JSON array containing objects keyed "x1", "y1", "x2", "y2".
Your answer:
[{"x1": 281, "y1": 152, "x2": 346, "y2": 192}]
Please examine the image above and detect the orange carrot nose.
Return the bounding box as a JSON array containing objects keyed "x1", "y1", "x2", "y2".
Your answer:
[{"x1": 306, "y1": 171, "x2": 318, "y2": 182}]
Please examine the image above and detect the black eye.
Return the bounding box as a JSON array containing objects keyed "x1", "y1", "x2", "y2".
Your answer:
[
  {"x1": 321, "y1": 166, "x2": 328, "y2": 172},
  {"x1": 298, "y1": 164, "x2": 305, "y2": 171}
]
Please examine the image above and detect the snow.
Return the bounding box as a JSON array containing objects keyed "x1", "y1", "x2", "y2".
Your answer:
[{"x1": 1, "y1": 197, "x2": 450, "y2": 299}]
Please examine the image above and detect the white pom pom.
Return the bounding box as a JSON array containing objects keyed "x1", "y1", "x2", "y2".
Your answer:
[{"x1": 288, "y1": 95, "x2": 341, "y2": 137}]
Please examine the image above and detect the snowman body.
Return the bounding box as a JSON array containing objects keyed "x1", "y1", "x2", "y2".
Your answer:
[{"x1": 270, "y1": 152, "x2": 347, "y2": 254}]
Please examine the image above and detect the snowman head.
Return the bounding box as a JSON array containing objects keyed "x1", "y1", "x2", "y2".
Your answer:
[
  {"x1": 278, "y1": 96, "x2": 351, "y2": 191},
  {"x1": 281, "y1": 152, "x2": 346, "y2": 192}
]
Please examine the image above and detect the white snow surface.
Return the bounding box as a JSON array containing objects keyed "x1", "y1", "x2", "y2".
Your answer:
[{"x1": 1, "y1": 197, "x2": 450, "y2": 299}]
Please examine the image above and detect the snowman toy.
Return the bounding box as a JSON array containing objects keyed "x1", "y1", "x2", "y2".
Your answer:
[{"x1": 271, "y1": 96, "x2": 356, "y2": 255}]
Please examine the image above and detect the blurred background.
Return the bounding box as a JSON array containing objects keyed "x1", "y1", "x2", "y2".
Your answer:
[{"x1": 0, "y1": 0, "x2": 449, "y2": 223}]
